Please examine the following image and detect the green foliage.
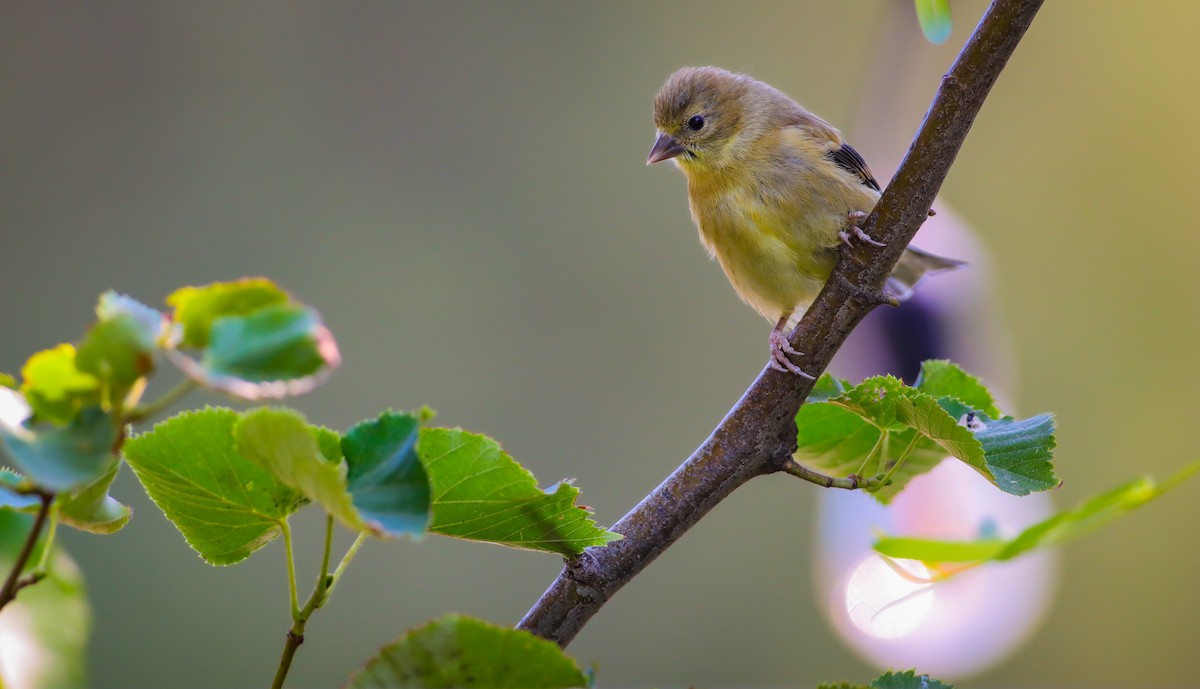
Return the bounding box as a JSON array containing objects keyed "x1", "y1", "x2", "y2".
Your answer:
[
  {"x1": 204, "y1": 305, "x2": 332, "y2": 382},
  {"x1": 164, "y1": 278, "x2": 340, "y2": 400},
  {"x1": 0, "y1": 510, "x2": 91, "y2": 689},
  {"x1": 342, "y1": 412, "x2": 432, "y2": 537},
  {"x1": 0, "y1": 469, "x2": 40, "y2": 512},
  {"x1": 18, "y1": 345, "x2": 100, "y2": 426},
  {"x1": 346, "y1": 614, "x2": 590, "y2": 689},
  {"x1": 166, "y1": 278, "x2": 289, "y2": 348},
  {"x1": 56, "y1": 459, "x2": 131, "y2": 534},
  {"x1": 1, "y1": 407, "x2": 119, "y2": 493},
  {"x1": 123, "y1": 408, "x2": 308, "y2": 565},
  {"x1": 234, "y1": 408, "x2": 431, "y2": 538},
  {"x1": 914, "y1": 0, "x2": 952, "y2": 44},
  {"x1": 819, "y1": 669, "x2": 951, "y2": 689},
  {"x1": 419, "y1": 428, "x2": 620, "y2": 555},
  {"x1": 75, "y1": 292, "x2": 163, "y2": 410},
  {"x1": 793, "y1": 361, "x2": 1058, "y2": 503},
  {"x1": 872, "y1": 670, "x2": 953, "y2": 689},
  {"x1": 874, "y1": 462, "x2": 1200, "y2": 570}
]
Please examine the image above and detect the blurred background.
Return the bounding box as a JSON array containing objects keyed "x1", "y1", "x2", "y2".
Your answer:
[{"x1": 2, "y1": 1, "x2": 1198, "y2": 687}]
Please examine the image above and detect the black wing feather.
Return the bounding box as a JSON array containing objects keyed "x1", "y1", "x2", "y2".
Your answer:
[{"x1": 827, "y1": 143, "x2": 881, "y2": 192}]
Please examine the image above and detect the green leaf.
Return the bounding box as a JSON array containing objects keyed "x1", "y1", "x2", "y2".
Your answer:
[
  {"x1": 166, "y1": 278, "x2": 289, "y2": 348},
  {"x1": 794, "y1": 365, "x2": 1058, "y2": 503},
  {"x1": 234, "y1": 407, "x2": 365, "y2": 532},
  {"x1": 875, "y1": 462, "x2": 1200, "y2": 568},
  {"x1": 342, "y1": 412, "x2": 432, "y2": 537},
  {"x1": 872, "y1": 669, "x2": 954, "y2": 689},
  {"x1": 0, "y1": 469, "x2": 41, "y2": 513},
  {"x1": 914, "y1": 360, "x2": 1001, "y2": 418},
  {"x1": 0, "y1": 373, "x2": 16, "y2": 389},
  {"x1": 167, "y1": 304, "x2": 341, "y2": 400},
  {"x1": 205, "y1": 305, "x2": 332, "y2": 381},
  {"x1": 57, "y1": 459, "x2": 131, "y2": 534},
  {"x1": 1, "y1": 407, "x2": 119, "y2": 493},
  {"x1": 419, "y1": 428, "x2": 620, "y2": 554},
  {"x1": 75, "y1": 292, "x2": 163, "y2": 409},
  {"x1": 123, "y1": 408, "x2": 307, "y2": 565},
  {"x1": 19, "y1": 345, "x2": 100, "y2": 425},
  {"x1": 914, "y1": 0, "x2": 952, "y2": 44},
  {"x1": 346, "y1": 614, "x2": 590, "y2": 689},
  {"x1": 835, "y1": 376, "x2": 910, "y2": 431},
  {"x1": 0, "y1": 510, "x2": 91, "y2": 689},
  {"x1": 236, "y1": 408, "x2": 432, "y2": 538}
]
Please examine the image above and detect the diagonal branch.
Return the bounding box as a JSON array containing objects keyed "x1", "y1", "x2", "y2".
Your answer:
[{"x1": 517, "y1": 0, "x2": 1045, "y2": 647}]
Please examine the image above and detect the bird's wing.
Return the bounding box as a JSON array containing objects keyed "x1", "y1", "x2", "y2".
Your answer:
[
  {"x1": 825, "y1": 143, "x2": 882, "y2": 192},
  {"x1": 782, "y1": 111, "x2": 882, "y2": 192}
]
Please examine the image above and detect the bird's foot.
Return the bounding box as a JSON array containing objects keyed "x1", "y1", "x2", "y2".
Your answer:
[
  {"x1": 768, "y1": 329, "x2": 815, "y2": 378},
  {"x1": 838, "y1": 210, "x2": 885, "y2": 247}
]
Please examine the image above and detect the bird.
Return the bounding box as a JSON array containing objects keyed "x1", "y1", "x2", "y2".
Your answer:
[{"x1": 647, "y1": 66, "x2": 963, "y2": 377}]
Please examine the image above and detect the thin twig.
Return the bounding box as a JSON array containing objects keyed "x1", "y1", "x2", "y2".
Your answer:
[
  {"x1": 125, "y1": 378, "x2": 198, "y2": 424},
  {"x1": 780, "y1": 461, "x2": 878, "y2": 491},
  {"x1": 0, "y1": 490, "x2": 54, "y2": 611},
  {"x1": 517, "y1": 0, "x2": 1044, "y2": 647}
]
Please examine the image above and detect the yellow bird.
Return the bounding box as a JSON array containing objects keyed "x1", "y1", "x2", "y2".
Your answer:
[{"x1": 648, "y1": 66, "x2": 962, "y2": 376}]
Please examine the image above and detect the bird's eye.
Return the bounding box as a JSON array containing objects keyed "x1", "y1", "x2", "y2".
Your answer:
[{"x1": 687, "y1": 114, "x2": 705, "y2": 131}]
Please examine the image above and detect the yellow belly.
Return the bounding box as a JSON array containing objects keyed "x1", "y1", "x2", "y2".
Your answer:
[{"x1": 689, "y1": 184, "x2": 848, "y2": 322}]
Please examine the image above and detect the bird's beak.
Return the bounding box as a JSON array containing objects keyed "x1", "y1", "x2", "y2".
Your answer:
[{"x1": 646, "y1": 132, "x2": 686, "y2": 165}]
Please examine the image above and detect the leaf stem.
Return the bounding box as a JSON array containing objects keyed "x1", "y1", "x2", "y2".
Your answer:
[
  {"x1": 781, "y1": 461, "x2": 880, "y2": 490},
  {"x1": 879, "y1": 433, "x2": 923, "y2": 487},
  {"x1": 280, "y1": 520, "x2": 300, "y2": 619},
  {"x1": 31, "y1": 502, "x2": 59, "y2": 574},
  {"x1": 324, "y1": 531, "x2": 368, "y2": 602},
  {"x1": 0, "y1": 490, "x2": 54, "y2": 611},
  {"x1": 269, "y1": 521, "x2": 369, "y2": 689},
  {"x1": 125, "y1": 378, "x2": 198, "y2": 424},
  {"x1": 855, "y1": 430, "x2": 888, "y2": 477}
]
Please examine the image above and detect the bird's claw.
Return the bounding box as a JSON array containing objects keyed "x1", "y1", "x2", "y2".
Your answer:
[
  {"x1": 839, "y1": 211, "x2": 885, "y2": 247},
  {"x1": 768, "y1": 330, "x2": 815, "y2": 378}
]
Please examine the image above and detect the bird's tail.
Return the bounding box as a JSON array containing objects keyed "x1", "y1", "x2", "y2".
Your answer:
[{"x1": 887, "y1": 246, "x2": 966, "y2": 302}]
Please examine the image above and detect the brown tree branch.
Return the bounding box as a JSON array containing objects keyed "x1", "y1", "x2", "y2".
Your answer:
[{"x1": 517, "y1": 0, "x2": 1044, "y2": 647}]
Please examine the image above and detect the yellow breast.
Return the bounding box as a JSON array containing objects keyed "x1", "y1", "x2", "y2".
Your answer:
[{"x1": 687, "y1": 175, "x2": 853, "y2": 322}]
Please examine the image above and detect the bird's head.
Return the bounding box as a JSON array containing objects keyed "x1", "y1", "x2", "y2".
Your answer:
[{"x1": 648, "y1": 66, "x2": 757, "y2": 173}]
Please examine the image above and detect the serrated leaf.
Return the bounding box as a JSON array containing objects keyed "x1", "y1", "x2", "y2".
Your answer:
[
  {"x1": 234, "y1": 407, "x2": 366, "y2": 533},
  {"x1": 835, "y1": 376, "x2": 910, "y2": 431},
  {"x1": 875, "y1": 463, "x2": 1200, "y2": 568},
  {"x1": 346, "y1": 614, "x2": 589, "y2": 689},
  {"x1": 418, "y1": 428, "x2": 620, "y2": 554},
  {"x1": 167, "y1": 304, "x2": 341, "y2": 400},
  {"x1": 795, "y1": 364, "x2": 1057, "y2": 503},
  {"x1": 167, "y1": 278, "x2": 289, "y2": 348},
  {"x1": 57, "y1": 459, "x2": 131, "y2": 534},
  {"x1": 914, "y1": 360, "x2": 1000, "y2": 418},
  {"x1": 19, "y1": 345, "x2": 100, "y2": 425},
  {"x1": 0, "y1": 510, "x2": 91, "y2": 689},
  {"x1": 807, "y1": 373, "x2": 850, "y2": 404},
  {"x1": 342, "y1": 412, "x2": 431, "y2": 537},
  {"x1": 123, "y1": 408, "x2": 307, "y2": 565},
  {"x1": 914, "y1": 0, "x2": 952, "y2": 44},
  {"x1": 872, "y1": 669, "x2": 953, "y2": 689},
  {"x1": 1, "y1": 407, "x2": 119, "y2": 493}
]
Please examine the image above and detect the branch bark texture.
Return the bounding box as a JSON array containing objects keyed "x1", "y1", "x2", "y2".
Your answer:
[{"x1": 518, "y1": 0, "x2": 1044, "y2": 647}]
